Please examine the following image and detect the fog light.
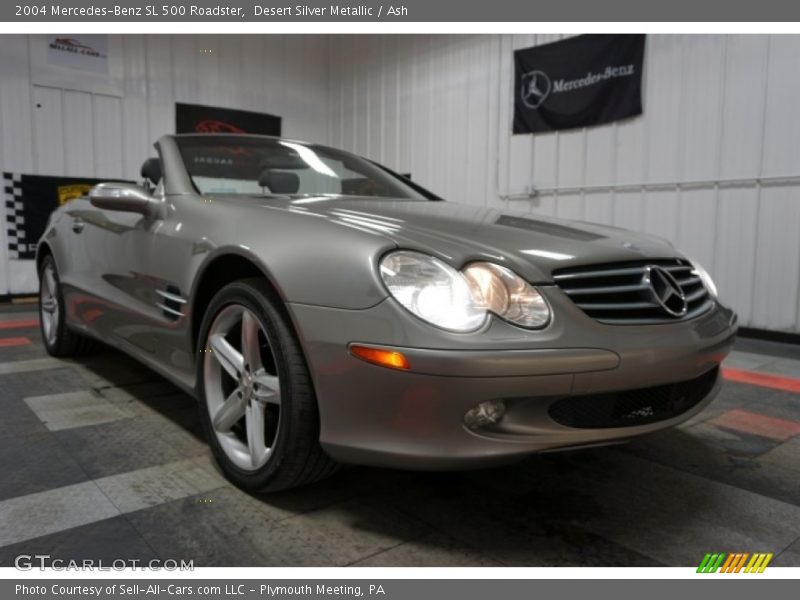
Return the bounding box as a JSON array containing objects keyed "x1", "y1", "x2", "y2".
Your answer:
[{"x1": 464, "y1": 399, "x2": 506, "y2": 430}]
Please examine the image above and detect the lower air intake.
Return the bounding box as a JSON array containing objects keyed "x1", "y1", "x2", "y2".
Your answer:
[{"x1": 547, "y1": 367, "x2": 719, "y2": 429}]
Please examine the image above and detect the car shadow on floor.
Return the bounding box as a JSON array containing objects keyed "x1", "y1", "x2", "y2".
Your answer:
[
  {"x1": 70, "y1": 346, "x2": 207, "y2": 438},
  {"x1": 70, "y1": 346, "x2": 790, "y2": 567}
]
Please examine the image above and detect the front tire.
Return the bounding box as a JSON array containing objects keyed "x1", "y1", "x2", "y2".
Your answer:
[
  {"x1": 197, "y1": 278, "x2": 338, "y2": 492},
  {"x1": 38, "y1": 255, "x2": 93, "y2": 357}
]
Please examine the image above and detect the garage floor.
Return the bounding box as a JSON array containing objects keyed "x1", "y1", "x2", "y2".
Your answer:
[{"x1": 1, "y1": 302, "x2": 799, "y2": 568}]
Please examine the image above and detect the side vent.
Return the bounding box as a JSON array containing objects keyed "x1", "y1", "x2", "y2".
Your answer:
[{"x1": 156, "y1": 286, "x2": 186, "y2": 321}]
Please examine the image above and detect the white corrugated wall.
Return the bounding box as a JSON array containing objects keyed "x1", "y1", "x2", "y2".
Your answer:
[
  {"x1": 2, "y1": 34, "x2": 800, "y2": 334},
  {"x1": 326, "y1": 34, "x2": 800, "y2": 334},
  {"x1": 0, "y1": 34, "x2": 330, "y2": 294}
]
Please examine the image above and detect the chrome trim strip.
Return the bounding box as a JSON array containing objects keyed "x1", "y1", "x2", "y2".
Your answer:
[
  {"x1": 156, "y1": 289, "x2": 187, "y2": 304},
  {"x1": 157, "y1": 303, "x2": 184, "y2": 317},
  {"x1": 577, "y1": 301, "x2": 659, "y2": 311},
  {"x1": 555, "y1": 264, "x2": 693, "y2": 280},
  {"x1": 561, "y1": 283, "x2": 650, "y2": 295},
  {"x1": 553, "y1": 266, "x2": 646, "y2": 280},
  {"x1": 684, "y1": 288, "x2": 708, "y2": 303},
  {"x1": 675, "y1": 275, "x2": 702, "y2": 286},
  {"x1": 597, "y1": 300, "x2": 714, "y2": 325}
]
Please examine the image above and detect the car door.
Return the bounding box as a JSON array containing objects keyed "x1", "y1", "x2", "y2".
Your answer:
[
  {"x1": 57, "y1": 196, "x2": 111, "y2": 330},
  {"x1": 68, "y1": 179, "x2": 195, "y2": 382},
  {"x1": 62, "y1": 189, "x2": 161, "y2": 343}
]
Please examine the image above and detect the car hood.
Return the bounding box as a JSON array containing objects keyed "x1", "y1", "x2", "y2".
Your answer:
[{"x1": 236, "y1": 196, "x2": 681, "y2": 283}]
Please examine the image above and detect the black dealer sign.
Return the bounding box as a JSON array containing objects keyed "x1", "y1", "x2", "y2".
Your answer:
[
  {"x1": 4, "y1": 173, "x2": 132, "y2": 260},
  {"x1": 176, "y1": 102, "x2": 281, "y2": 136},
  {"x1": 513, "y1": 34, "x2": 646, "y2": 134}
]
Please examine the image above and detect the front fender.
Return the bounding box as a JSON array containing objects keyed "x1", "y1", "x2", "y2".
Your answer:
[{"x1": 183, "y1": 200, "x2": 397, "y2": 310}]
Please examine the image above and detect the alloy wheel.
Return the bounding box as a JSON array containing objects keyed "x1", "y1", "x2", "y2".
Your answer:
[
  {"x1": 40, "y1": 263, "x2": 60, "y2": 346},
  {"x1": 203, "y1": 304, "x2": 282, "y2": 471}
]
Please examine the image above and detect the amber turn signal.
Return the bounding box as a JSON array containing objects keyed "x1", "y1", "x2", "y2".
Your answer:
[{"x1": 349, "y1": 345, "x2": 410, "y2": 370}]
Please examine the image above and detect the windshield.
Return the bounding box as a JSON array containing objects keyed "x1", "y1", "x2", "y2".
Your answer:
[{"x1": 175, "y1": 135, "x2": 431, "y2": 200}]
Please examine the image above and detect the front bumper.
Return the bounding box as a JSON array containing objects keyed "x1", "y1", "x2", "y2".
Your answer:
[{"x1": 288, "y1": 287, "x2": 738, "y2": 469}]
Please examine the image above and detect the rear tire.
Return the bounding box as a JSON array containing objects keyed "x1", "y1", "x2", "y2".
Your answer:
[
  {"x1": 197, "y1": 278, "x2": 338, "y2": 492},
  {"x1": 38, "y1": 255, "x2": 94, "y2": 357}
]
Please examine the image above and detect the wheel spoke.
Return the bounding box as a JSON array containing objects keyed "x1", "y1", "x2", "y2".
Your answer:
[
  {"x1": 209, "y1": 333, "x2": 244, "y2": 380},
  {"x1": 45, "y1": 269, "x2": 57, "y2": 297},
  {"x1": 204, "y1": 302, "x2": 281, "y2": 473},
  {"x1": 241, "y1": 310, "x2": 262, "y2": 372},
  {"x1": 212, "y1": 387, "x2": 247, "y2": 433},
  {"x1": 41, "y1": 298, "x2": 57, "y2": 313},
  {"x1": 253, "y1": 372, "x2": 281, "y2": 405},
  {"x1": 246, "y1": 400, "x2": 269, "y2": 466}
]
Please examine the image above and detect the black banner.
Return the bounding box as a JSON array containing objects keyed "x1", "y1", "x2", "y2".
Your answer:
[
  {"x1": 3, "y1": 173, "x2": 123, "y2": 260},
  {"x1": 0, "y1": 0, "x2": 796, "y2": 22},
  {"x1": 513, "y1": 34, "x2": 645, "y2": 134},
  {"x1": 176, "y1": 102, "x2": 282, "y2": 136},
  {"x1": 1, "y1": 579, "x2": 795, "y2": 600}
]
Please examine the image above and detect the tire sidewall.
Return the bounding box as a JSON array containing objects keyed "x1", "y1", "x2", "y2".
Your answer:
[{"x1": 196, "y1": 281, "x2": 303, "y2": 490}]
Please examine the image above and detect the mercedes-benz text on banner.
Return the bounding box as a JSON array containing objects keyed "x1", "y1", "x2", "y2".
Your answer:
[{"x1": 513, "y1": 34, "x2": 646, "y2": 134}]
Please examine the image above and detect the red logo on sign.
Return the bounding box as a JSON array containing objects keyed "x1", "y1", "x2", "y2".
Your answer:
[{"x1": 194, "y1": 120, "x2": 246, "y2": 134}]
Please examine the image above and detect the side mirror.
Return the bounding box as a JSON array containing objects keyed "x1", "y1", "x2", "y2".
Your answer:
[{"x1": 89, "y1": 182, "x2": 160, "y2": 217}]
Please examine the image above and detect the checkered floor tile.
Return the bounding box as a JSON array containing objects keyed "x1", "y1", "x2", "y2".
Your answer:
[{"x1": 1, "y1": 307, "x2": 800, "y2": 566}]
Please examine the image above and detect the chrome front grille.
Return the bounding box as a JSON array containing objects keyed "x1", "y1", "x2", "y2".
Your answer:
[{"x1": 552, "y1": 258, "x2": 714, "y2": 325}]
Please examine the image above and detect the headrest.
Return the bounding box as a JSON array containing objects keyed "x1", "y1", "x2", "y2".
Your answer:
[
  {"x1": 258, "y1": 170, "x2": 300, "y2": 194},
  {"x1": 141, "y1": 158, "x2": 162, "y2": 185}
]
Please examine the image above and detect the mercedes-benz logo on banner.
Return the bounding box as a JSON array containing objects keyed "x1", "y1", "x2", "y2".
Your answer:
[
  {"x1": 643, "y1": 266, "x2": 687, "y2": 317},
  {"x1": 521, "y1": 70, "x2": 551, "y2": 109}
]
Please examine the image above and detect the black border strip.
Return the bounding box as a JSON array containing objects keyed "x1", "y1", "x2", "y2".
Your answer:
[
  {"x1": 738, "y1": 327, "x2": 800, "y2": 346},
  {"x1": 0, "y1": 294, "x2": 37, "y2": 304}
]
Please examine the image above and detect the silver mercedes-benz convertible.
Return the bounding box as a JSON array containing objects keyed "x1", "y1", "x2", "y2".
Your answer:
[{"x1": 37, "y1": 134, "x2": 737, "y2": 491}]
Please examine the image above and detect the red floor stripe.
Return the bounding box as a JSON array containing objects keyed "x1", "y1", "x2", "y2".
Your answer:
[
  {"x1": 0, "y1": 318, "x2": 39, "y2": 330},
  {"x1": 723, "y1": 367, "x2": 800, "y2": 394},
  {"x1": 709, "y1": 408, "x2": 800, "y2": 441},
  {"x1": 0, "y1": 336, "x2": 32, "y2": 348}
]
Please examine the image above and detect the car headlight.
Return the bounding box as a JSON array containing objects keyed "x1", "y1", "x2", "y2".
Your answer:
[
  {"x1": 379, "y1": 251, "x2": 550, "y2": 332},
  {"x1": 689, "y1": 259, "x2": 718, "y2": 298},
  {"x1": 462, "y1": 262, "x2": 550, "y2": 328},
  {"x1": 379, "y1": 251, "x2": 487, "y2": 332}
]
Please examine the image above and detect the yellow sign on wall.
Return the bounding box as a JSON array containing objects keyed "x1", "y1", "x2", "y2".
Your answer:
[{"x1": 57, "y1": 184, "x2": 94, "y2": 205}]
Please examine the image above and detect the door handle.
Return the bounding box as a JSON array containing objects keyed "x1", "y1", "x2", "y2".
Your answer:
[{"x1": 72, "y1": 218, "x2": 85, "y2": 233}]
